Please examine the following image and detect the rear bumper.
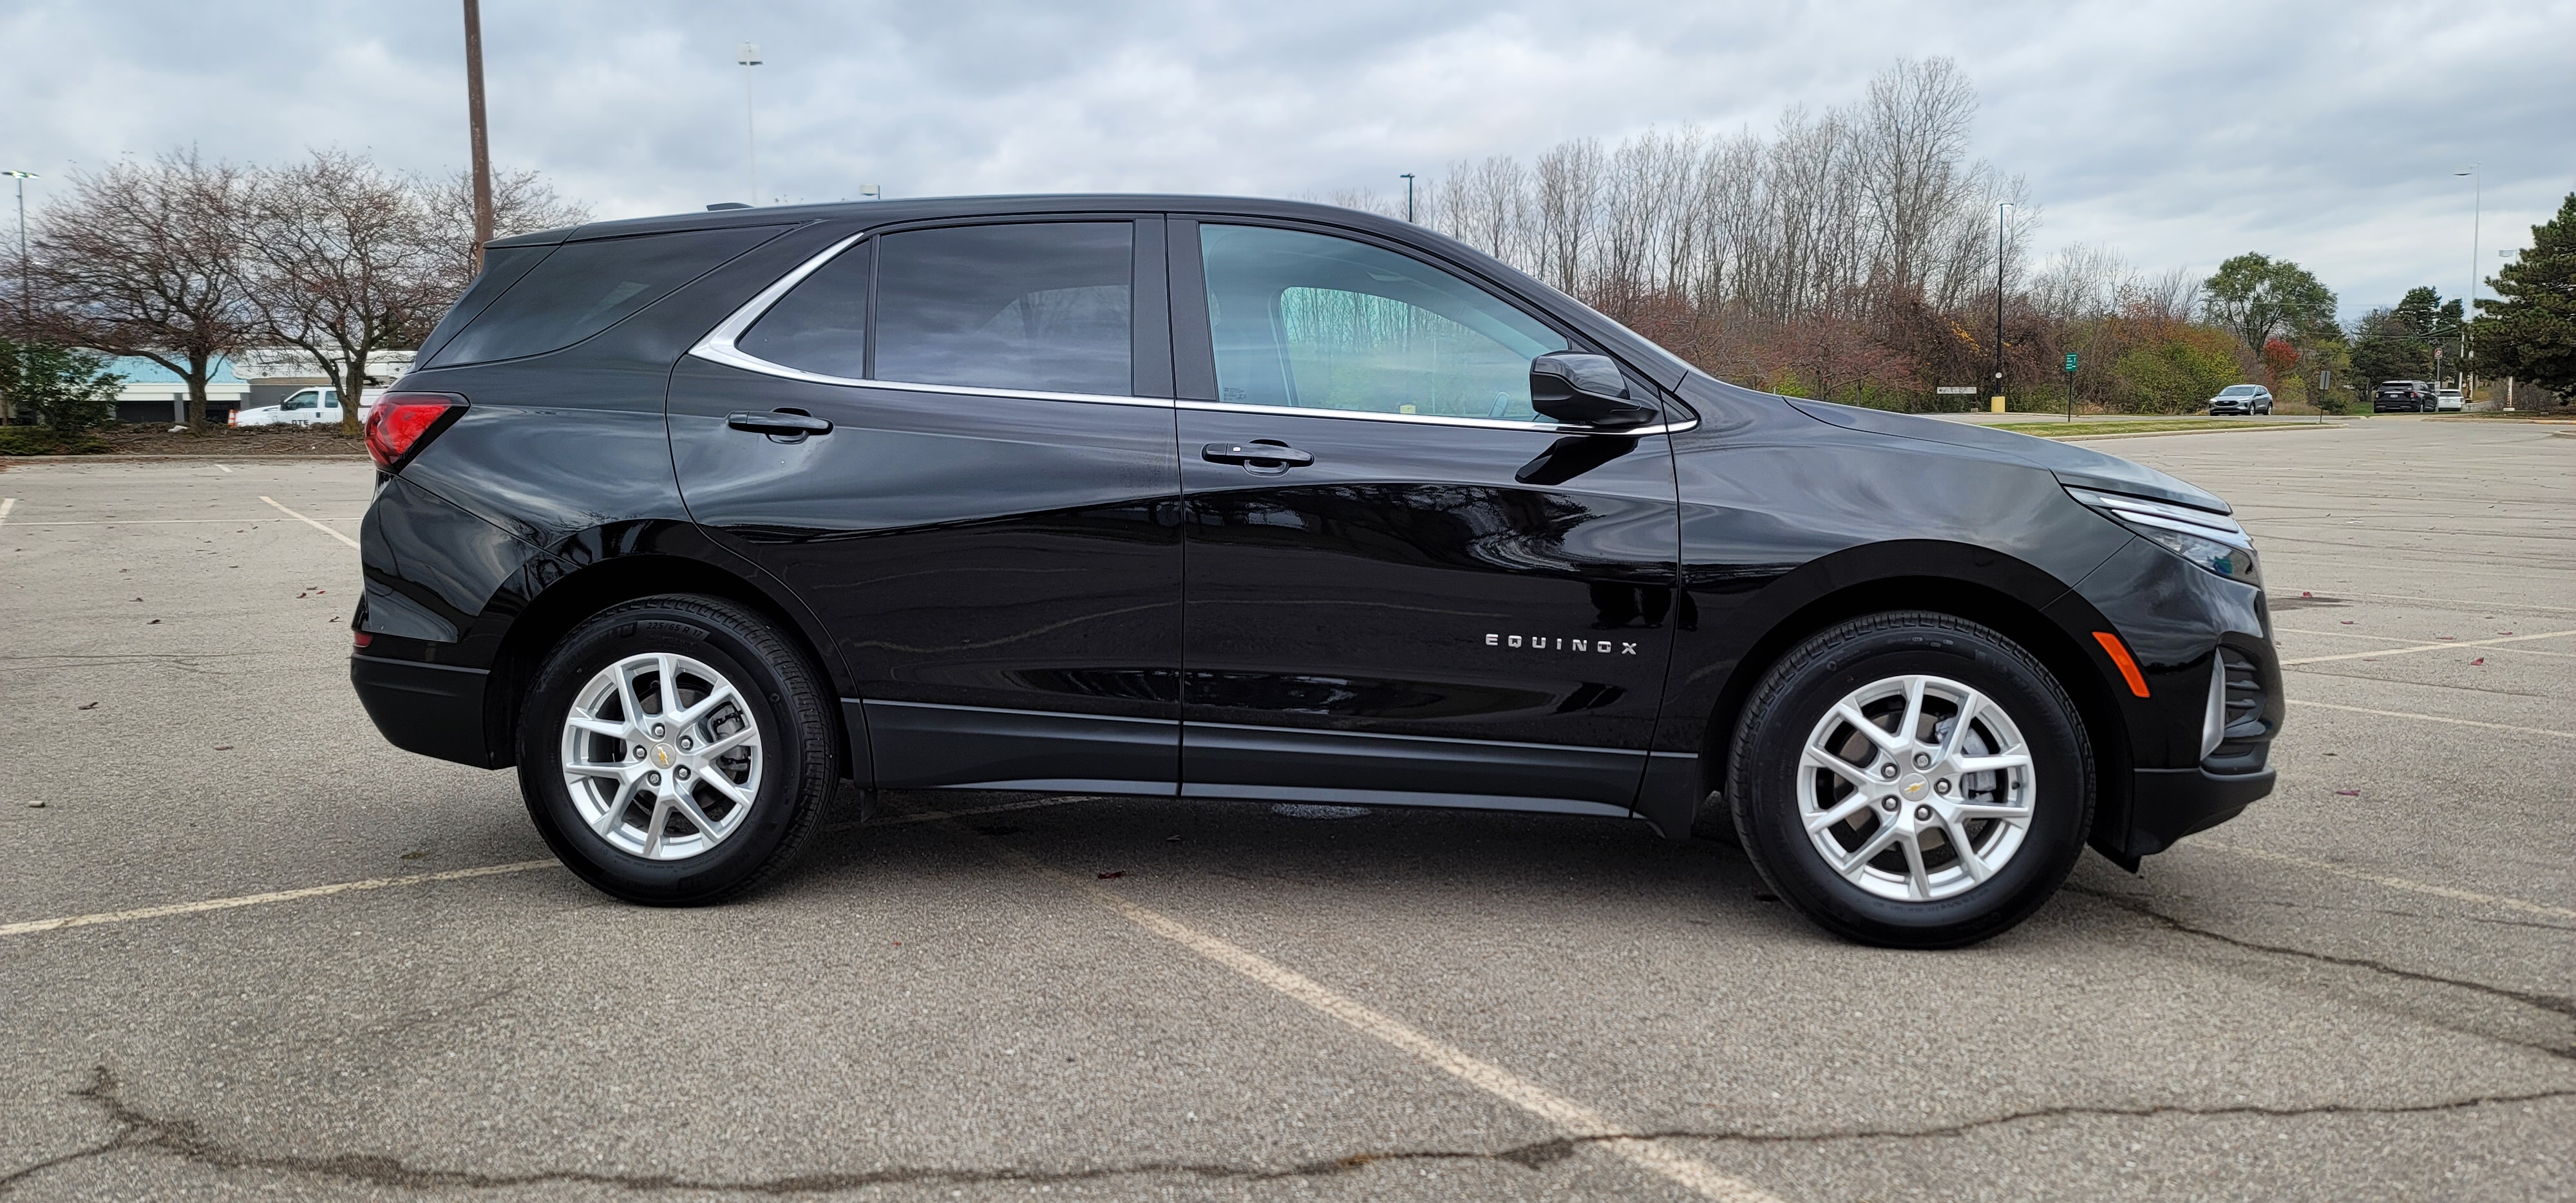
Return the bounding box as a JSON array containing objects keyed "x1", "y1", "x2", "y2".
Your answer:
[
  {"x1": 351, "y1": 654, "x2": 504, "y2": 768},
  {"x1": 2124, "y1": 764, "x2": 2273, "y2": 858}
]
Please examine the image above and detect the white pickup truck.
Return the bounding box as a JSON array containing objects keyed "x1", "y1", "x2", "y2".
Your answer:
[{"x1": 231, "y1": 387, "x2": 385, "y2": 427}]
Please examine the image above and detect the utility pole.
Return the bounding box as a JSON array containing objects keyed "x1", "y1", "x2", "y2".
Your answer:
[
  {"x1": 1400, "y1": 173, "x2": 1415, "y2": 223},
  {"x1": 738, "y1": 43, "x2": 763, "y2": 205},
  {"x1": 1993, "y1": 202, "x2": 2012, "y2": 413},
  {"x1": 461, "y1": 1, "x2": 493, "y2": 270}
]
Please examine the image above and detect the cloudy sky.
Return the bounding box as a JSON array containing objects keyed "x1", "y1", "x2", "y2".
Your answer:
[{"x1": 3, "y1": 0, "x2": 2567, "y2": 319}]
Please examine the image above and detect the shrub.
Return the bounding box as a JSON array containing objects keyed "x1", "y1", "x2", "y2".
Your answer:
[
  {"x1": 2112, "y1": 325, "x2": 2242, "y2": 413},
  {"x1": 0, "y1": 339, "x2": 124, "y2": 435},
  {"x1": 0, "y1": 426, "x2": 110, "y2": 455}
]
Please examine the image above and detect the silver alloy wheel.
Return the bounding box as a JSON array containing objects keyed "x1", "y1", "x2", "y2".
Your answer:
[
  {"x1": 1796, "y1": 673, "x2": 2036, "y2": 902},
  {"x1": 560, "y1": 652, "x2": 764, "y2": 860}
]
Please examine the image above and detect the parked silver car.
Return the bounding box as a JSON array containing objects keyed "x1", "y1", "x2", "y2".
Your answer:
[{"x1": 2208, "y1": 384, "x2": 2273, "y2": 415}]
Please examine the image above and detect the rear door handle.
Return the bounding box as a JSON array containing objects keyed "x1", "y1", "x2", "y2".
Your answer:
[
  {"x1": 728, "y1": 410, "x2": 833, "y2": 437},
  {"x1": 1201, "y1": 442, "x2": 1313, "y2": 468}
]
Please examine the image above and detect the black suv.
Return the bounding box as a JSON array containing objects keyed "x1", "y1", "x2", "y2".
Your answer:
[
  {"x1": 353, "y1": 196, "x2": 2279, "y2": 947},
  {"x1": 2372, "y1": 381, "x2": 2436, "y2": 413}
]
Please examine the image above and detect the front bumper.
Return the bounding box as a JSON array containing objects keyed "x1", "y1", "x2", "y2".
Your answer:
[
  {"x1": 352, "y1": 653, "x2": 504, "y2": 768},
  {"x1": 2125, "y1": 764, "x2": 2274, "y2": 858}
]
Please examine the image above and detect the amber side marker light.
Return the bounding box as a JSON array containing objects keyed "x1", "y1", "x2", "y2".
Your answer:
[{"x1": 2092, "y1": 631, "x2": 2151, "y2": 697}]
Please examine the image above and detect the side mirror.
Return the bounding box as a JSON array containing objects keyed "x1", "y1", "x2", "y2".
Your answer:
[{"x1": 1529, "y1": 353, "x2": 1657, "y2": 429}]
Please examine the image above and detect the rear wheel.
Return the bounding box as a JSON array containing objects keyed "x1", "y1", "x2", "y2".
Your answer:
[
  {"x1": 1728, "y1": 612, "x2": 2093, "y2": 948},
  {"x1": 517, "y1": 594, "x2": 837, "y2": 905}
]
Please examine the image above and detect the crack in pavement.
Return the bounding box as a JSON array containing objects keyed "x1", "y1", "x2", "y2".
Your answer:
[
  {"x1": 2069, "y1": 886, "x2": 2576, "y2": 1055},
  {"x1": 7, "y1": 1066, "x2": 2572, "y2": 1197}
]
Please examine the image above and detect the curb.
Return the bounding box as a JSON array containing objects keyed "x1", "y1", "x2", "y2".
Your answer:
[{"x1": 2040, "y1": 424, "x2": 2345, "y2": 443}]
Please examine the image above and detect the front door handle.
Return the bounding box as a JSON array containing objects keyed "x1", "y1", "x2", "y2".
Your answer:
[
  {"x1": 1201, "y1": 442, "x2": 1313, "y2": 469},
  {"x1": 728, "y1": 410, "x2": 833, "y2": 437}
]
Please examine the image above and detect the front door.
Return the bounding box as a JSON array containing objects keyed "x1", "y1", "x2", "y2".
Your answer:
[
  {"x1": 1171, "y1": 220, "x2": 1680, "y2": 815},
  {"x1": 670, "y1": 216, "x2": 1184, "y2": 795}
]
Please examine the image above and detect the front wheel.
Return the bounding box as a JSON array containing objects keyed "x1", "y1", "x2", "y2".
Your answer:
[
  {"x1": 1728, "y1": 612, "x2": 2094, "y2": 948},
  {"x1": 517, "y1": 594, "x2": 838, "y2": 905}
]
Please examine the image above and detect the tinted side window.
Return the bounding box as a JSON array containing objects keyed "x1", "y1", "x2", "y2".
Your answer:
[
  {"x1": 737, "y1": 241, "x2": 871, "y2": 379},
  {"x1": 874, "y1": 222, "x2": 1132, "y2": 395},
  {"x1": 413, "y1": 243, "x2": 553, "y2": 365},
  {"x1": 428, "y1": 227, "x2": 779, "y2": 368},
  {"x1": 1200, "y1": 224, "x2": 1566, "y2": 421}
]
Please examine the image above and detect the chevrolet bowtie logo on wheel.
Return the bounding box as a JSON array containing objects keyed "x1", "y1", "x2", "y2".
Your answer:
[{"x1": 1485, "y1": 634, "x2": 1641, "y2": 654}]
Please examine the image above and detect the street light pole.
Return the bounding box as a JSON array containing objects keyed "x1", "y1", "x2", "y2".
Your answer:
[
  {"x1": 460, "y1": 0, "x2": 493, "y2": 270},
  {"x1": 2456, "y1": 164, "x2": 2479, "y2": 397},
  {"x1": 737, "y1": 43, "x2": 762, "y2": 205},
  {"x1": 5, "y1": 171, "x2": 33, "y2": 340},
  {"x1": 1400, "y1": 173, "x2": 1415, "y2": 223},
  {"x1": 1994, "y1": 202, "x2": 2013, "y2": 413}
]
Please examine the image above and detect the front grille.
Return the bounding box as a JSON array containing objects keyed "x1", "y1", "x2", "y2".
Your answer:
[{"x1": 2206, "y1": 647, "x2": 2271, "y2": 773}]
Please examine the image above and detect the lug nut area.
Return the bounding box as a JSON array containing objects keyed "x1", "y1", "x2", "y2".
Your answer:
[
  {"x1": 646, "y1": 771, "x2": 661, "y2": 785},
  {"x1": 651, "y1": 724, "x2": 666, "y2": 739},
  {"x1": 1879, "y1": 796, "x2": 1899, "y2": 811},
  {"x1": 678, "y1": 737, "x2": 692, "y2": 751},
  {"x1": 1915, "y1": 804, "x2": 1933, "y2": 821},
  {"x1": 1913, "y1": 752, "x2": 1932, "y2": 769},
  {"x1": 1880, "y1": 764, "x2": 1898, "y2": 780},
  {"x1": 632, "y1": 746, "x2": 645, "y2": 761},
  {"x1": 675, "y1": 766, "x2": 691, "y2": 781},
  {"x1": 1935, "y1": 779, "x2": 1951, "y2": 795}
]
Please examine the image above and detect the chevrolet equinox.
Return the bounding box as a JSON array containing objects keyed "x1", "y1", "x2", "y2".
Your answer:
[{"x1": 353, "y1": 196, "x2": 2280, "y2": 947}]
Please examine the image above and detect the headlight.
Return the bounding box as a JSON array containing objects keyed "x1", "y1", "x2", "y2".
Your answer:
[{"x1": 2065, "y1": 486, "x2": 2259, "y2": 585}]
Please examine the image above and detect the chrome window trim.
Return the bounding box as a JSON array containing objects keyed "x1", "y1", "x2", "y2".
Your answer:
[
  {"x1": 686, "y1": 225, "x2": 1700, "y2": 434},
  {"x1": 1177, "y1": 398, "x2": 1698, "y2": 437}
]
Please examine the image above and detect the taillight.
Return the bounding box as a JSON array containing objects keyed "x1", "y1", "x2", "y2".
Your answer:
[{"x1": 365, "y1": 393, "x2": 467, "y2": 470}]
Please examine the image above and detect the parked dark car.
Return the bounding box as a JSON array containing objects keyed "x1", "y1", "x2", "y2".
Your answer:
[
  {"x1": 2207, "y1": 384, "x2": 2273, "y2": 415},
  {"x1": 2372, "y1": 380, "x2": 2438, "y2": 413},
  {"x1": 352, "y1": 196, "x2": 2279, "y2": 947}
]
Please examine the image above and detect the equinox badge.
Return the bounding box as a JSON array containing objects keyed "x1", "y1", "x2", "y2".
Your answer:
[{"x1": 1487, "y1": 634, "x2": 1640, "y2": 654}]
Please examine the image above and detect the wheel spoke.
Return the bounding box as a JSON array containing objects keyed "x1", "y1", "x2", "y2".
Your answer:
[
  {"x1": 674, "y1": 790, "x2": 728, "y2": 838},
  {"x1": 1805, "y1": 792, "x2": 1874, "y2": 833},
  {"x1": 567, "y1": 715, "x2": 629, "y2": 741},
  {"x1": 1834, "y1": 703, "x2": 1906, "y2": 755},
  {"x1": 1899, "y1": 831, "x2": 1933, "y2": 900},
  {"x1": 701, "y1": 770, "x2": 754, "y2": 806},
  {"x1": 1802, "y1": 748, "x2": 1879, "y2": 792},
  {"x1": 653, "y1": 654, "x2": 679, "y2": 717},
  {"x1": 1953, "y1": 802, "x2": 2031, "y2": 826},
  {"x1": 639, "y1": 794, "x2": 674, "y2": 857},
  {"x1": 670, "y1": 684, "x2": 740, "y2": 734},
  {"x1": 1896, "y1": 676, "x2": 1927, "y2": 746},
  {"x1": 564, "y1": 762, "x2": 626, "y2": 779},
  {"x1": 593, "y1": 773, "x2": 643, "y2": 836},
  {"x1": 1955, "y1": 751, "x2": 2032, "y2": 776},
  {"x1": 1835, "y1": 821, "x2": 1904, "y2": 880},
  {"x1": 697, "y1": 726, "x2": 755, "y2": 758},
  {"x1": 1935, "y1": 690, "x2": 1986, "y2": 762},
  {"x1": 1941, "y1": 816, "x2": 1993, "y2": 881}
]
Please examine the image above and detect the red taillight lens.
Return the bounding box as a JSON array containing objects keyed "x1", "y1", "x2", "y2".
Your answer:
[{"x1": 365, "y1": 393, "x2": 466, "y2": 469}]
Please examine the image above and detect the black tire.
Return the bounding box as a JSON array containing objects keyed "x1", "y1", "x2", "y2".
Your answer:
[
  {"x1": 516, "y1": 594, "x2": 837, "y2": 905},
  {"x1": 1727, "y1": 611, "x2": 2093, "y2": 948}
]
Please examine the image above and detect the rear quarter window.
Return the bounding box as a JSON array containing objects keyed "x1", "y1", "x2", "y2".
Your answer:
[{"x1": 426, "y1": 227, "x2": 782, "y2": 368}]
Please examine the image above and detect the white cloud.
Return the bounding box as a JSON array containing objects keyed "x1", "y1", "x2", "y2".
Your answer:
[{"x1": 3, "y1": 0, "x2": 2566, "y2": 319}]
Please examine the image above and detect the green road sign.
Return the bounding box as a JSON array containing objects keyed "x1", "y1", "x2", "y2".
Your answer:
[{"x1": 2064, "y1": 352, "x2": 2079, "y2": 372}]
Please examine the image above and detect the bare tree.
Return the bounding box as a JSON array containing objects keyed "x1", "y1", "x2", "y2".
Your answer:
[
  {"x1": 23, "y1": 150, "x2": 253, "y2": 427},
  {"x1": 241, "y1": 151, "x2": 450, "y2": 433},
  {"x1": 1859, "y1": 57, "x2": 1976, "y2": 301},
  {"x1": 1531, "y1": 138, "x2": 1602, "y2": 294},
  {"x1": 420, "y1": 167, "x2": 589, "y2": 296}
]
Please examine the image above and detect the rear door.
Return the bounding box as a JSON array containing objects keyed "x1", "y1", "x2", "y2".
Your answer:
[
  {"x1": 670, "y1": 216, "x2": 1184, "y2": 795},
  {"x1": 1169, "y1": 218, "x2": 1680, "y2": 816}
]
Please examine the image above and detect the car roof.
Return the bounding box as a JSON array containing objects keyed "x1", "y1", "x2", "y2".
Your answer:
[{"x1": 486, "y1": 193, "x2": 1430, "y2": 249}]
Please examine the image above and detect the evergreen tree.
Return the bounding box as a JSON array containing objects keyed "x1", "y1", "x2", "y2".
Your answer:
[{"x1": 2476, "y1": 193, "x2": 2576, "y2": 395}]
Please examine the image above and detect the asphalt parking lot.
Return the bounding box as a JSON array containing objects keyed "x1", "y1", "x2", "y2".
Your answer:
[{"x1": 3, "y1": 417, "x2": 2570, "y2": 1202}]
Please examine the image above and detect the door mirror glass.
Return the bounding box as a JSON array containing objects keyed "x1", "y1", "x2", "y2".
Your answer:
[
  {"x1": 1199, "y1": 224, "x2": 1568, "y2": 422},
  {"x1": 1529, "y1": 353, "x2": 1656, "y2": 428}
]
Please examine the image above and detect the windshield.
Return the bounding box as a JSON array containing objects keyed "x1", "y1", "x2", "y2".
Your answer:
[{"x1": 2219, "y1": 386, "x2": 2259, "y2": 395}]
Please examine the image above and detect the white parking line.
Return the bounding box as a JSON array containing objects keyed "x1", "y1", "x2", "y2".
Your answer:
[
  {"x1": 2286, "y1": 698, "x2": 2575, "y2": 741},
  {"x1": 213, "y1": 464, "x2": 235, "y2": 473},
  {"x1": 2279, "y1": 629, "x2": 2576, "y2": 665},
  {"x1": 259, "y1": 495, "x2": 360, "y2": 549},
  {"x1": 0, "y1": 497, "x2": 14, "y2": 526},
  {"x1": 2195, "y1": 841, "x2": 2576, "y2": 922},
  {"x1": 0, "y1": 860, "x2": 558, "y2": 939},
  {"x1": 2331, "y1": 591, "x2": 2576, "y2": 615},
  {"x1": 982, "y1": 837, "x2": 1784, "y2": 1203},
  {"x1": 2276, "y1": 628, "x2": 2576, "y2": 659},
  {"x1": 11, "y1": 517, "x2": 366, "y2": 526}
]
